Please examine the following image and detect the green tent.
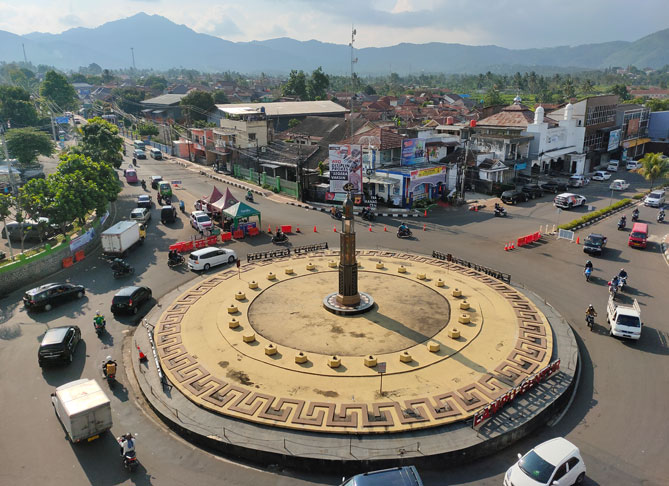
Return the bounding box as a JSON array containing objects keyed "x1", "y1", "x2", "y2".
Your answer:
[{"x1": 222, "y1": 201, "x2": 261, "y2": 230}]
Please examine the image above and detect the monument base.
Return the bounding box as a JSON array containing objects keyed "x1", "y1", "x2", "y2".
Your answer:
[{"x1": 323, "y1": 291, "x2": 374, "y2": 315}]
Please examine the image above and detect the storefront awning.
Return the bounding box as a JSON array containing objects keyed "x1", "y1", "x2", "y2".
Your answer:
[
  {"x1": 623, "y1": 138, "x2": 651, "y2": 148},
  {"x1": 365, "y1": 175, "x2": 397, "y2": 185},
  {"x1": 539, "y1": 146, "x2": 577, "y2": 159},
  {"x1": 261, "y1": 163, "x2": 280, "y2": 170}
]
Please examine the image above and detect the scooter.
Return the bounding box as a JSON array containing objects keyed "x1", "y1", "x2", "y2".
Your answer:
[
  {"x1": 632, "y1": 209, "x2": 639, "y2": 222},
  {"x1": 584, "y1": 267, "x2": 592, "y2": 282},
  {"x1": 141, "y1": 179, "x2": 146, "y2": 190},
  {"x1": 397, "y1": 227, "x2": 412, "y2": 238},
  {"x1": 361, "y1": 209, "x2": 376, "y2": 221},
  {"x1": 94, "y1": 319, "x2": 106, "y2": 337},
  {"x1": 494, "y1": 207, "x2": 508, "y2": 217},
  {"x1": 608, "y1": 281, "x2": 618, "y2": 300},
  {"x1": 330, "y1": 210, "x2": 343, "y2": 220},
  {"x1": 103, "y1": 361, "x2": 116, "y2": 388},
  {"x1": 112, "y1": 260, "x2": 135, "y2": 279},
  {"x1": 117, "y1": 437, "x2": 139, "y2": 472},
  {"x1": 179, "y1": 200, "x2": 185, "y2": 213},
  {"x1": 272, "y1": 232, "x2": 288, "y2": 244},
  {"x1": 245, "y1": 193, "x2": 254, "y2": 203},
  {"x1": 168, "y1": 254, "x2": 185, "y2": 268},
  {"x1": 586, "y1": 314, "x2": 595, "y2": 331},
  {"x1": 617, "y1": 217, "x2": 627, "y2": 231},
  {"x1": 658, "y1": 211, "x2": 665, "y2": 223},
  {"x1": 617, "y1": 275, "x2": 627, "y2": 292}
]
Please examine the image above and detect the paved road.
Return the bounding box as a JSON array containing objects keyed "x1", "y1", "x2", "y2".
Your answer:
[{"x1": 0, "y1": 155, "x2": 667, "y2": 485}]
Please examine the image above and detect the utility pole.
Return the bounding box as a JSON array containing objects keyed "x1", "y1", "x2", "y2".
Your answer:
[
  {"x1": 349, "y1": 26, "x2": 358, "y2": 139},
  {"x1": 130, "y1": 47, "x2": 136, "y2": 70},
  {"x1": 21, "y1": 43, "x2": 27, "y2": 64}
]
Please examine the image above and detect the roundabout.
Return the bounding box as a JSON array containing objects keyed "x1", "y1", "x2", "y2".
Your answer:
[{"x1": 153, "y1": 250, "x2": 560, "y2": 436}]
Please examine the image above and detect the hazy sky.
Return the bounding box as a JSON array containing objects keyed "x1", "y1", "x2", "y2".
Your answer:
[{"x1": 1, "y1": 0, "x2": 668, "y2": 49}]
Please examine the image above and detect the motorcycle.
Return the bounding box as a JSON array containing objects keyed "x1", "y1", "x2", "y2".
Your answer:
[
  {"x1": 617, "y1": 217, "x2": 627, "y2": 231},
  {"x1": 179, "y1": 200, "x2": 185, "y2": 213},
  {"x1": 658, "y1": 211, "x2": 665, "y2": 223},
  {"x1": 584, "y1": 267, "x2": 592, "y2": 282},
  {"x1": 361, "y1": 209, "x2": 376, "y2": 221},
  {"x1": 117, "y1": 437, "x2": 139, "y2": 472},
  {"x1": 586, "y1": 314, "x2": 595, "y2": 331},
  {"x1": 617, "y1": 275, "x2": 627, "y2": 292},
  {"x1": 397, "y1": 227, "x2": 413, "y2": 238},
  {"x1": 141, "y1": 179, "x2": 146, "y2": 190},
  {"x1": 272, "y1": 232, "x2": 288, "y2": 244},
  {"x1": 131, "y1": 157, "x2": 137, "y2": 166},
  {"x1": 103, "y1": 361, "x2": 116, "y2": 388},
  {"x1": 494, "y1": 207, "x2": 508, "y2": 217},
  {"x1": 330, "y1": 210, "x2": 343, "y2": 220},
  {"x1": 608, "y1": 281, "x2": 618, "y2": 300},
  {"x1": 94, "y1": 319, "x2": 106, "y2": 337},
  {"x1": 168, "y1": 254, "x2": 185, "y2": 268},
  {"x1": 632, "y1": 209, "x2": 639, "y2": 222},
  {"x1": 245, "y1": 193, "x2": 254, "y2": 203},
  {"x1": 111, "y1": 259, "x2": 134, "y2": 279}
]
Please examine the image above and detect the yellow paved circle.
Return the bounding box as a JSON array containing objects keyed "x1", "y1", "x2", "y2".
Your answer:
[
  {"x1": 247, "y1": 271, "x2": 450, "y2": 356},
  {"x1": 155, "y1": 250, "x2": 554, "y2": 434}
]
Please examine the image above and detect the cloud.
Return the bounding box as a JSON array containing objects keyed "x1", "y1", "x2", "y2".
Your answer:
[
  {"x1": 206, "y1": 17, "x2": 242, "y2": 38},
  {"x1": 267, "y1": 24, "x2": 287, "y2": 38},
  {"x1": 59, "y1": 14, "x2": 82, "y2": 27}
]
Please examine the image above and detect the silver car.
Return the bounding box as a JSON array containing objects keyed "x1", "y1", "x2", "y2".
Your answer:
[{"x1": 130, "y1": 207, "x2": 151, "y2": 224}]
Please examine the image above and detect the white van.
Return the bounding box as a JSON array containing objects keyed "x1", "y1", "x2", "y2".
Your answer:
[
  {"x1": 150, "y1": 147, "x2": 163, "y2": 160},
  {"x1": 607, "y1": 159, "x2": 620, "y2": 172}
]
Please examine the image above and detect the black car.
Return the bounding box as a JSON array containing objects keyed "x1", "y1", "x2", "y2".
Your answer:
[
  {"x1": 583, "y1": 233, "x2": 607, "y2": 256},
  {"x1": 161, "y1": 205, "x2": 177, "y2": 224},
  {"x1": 500, "y1": 189, "x2": 528, "y2": 204},
  {"x1": 150, "y1": 176, "x2": 163, "y2": 190},
  {"x1": 521, "y1": 184, "x2": 544, "y2": 199},
  {"x1": 38, "y1": 325, "x2": 81, "y2": 367},
  {"x1": 540, "y1": 180, "x2": 569, "y2": 194},
  {"x1": 111, "y1": 286, "x2": 152, "y2": 315},
  {"x1": 137, "y1": 195, "x2": 152, "y2": 209},
  {"x1": 23, "y1": 283, "x2": 86, "y2": 311}
]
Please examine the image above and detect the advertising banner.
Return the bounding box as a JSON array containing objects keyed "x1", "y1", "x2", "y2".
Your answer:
[
  {"x1": 329, "y1": 144, "x2": 362, "y2": 193},
  {"x1": 401, "y1": 139, "x2": 426, "y2": 165},
  {"x1": 607, "y1": 129, "x2": 622, "y2": 152},
  {"x1": 626, "y1": 118, "x2": 639, "y2": 137}
]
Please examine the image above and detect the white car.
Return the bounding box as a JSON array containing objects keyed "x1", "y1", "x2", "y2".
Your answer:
[
  {"x1": 626, "y1": 160, "x2": 642, "y2": 170},
  {"x1": 568, "y1": 175, "x2": 589, "y2": 188},
  {"x1": 130, "y1": 207, "x2": 151, "y2": 224},
  {"x1": 609, "y1": 179, "x2": 630, "y2": 191},
  {"x1": 188, "y1": 247, "x2": 237, "y2": 271},
  {"x1": 190, "y1": 210, "x2": 213, "y2": 232},
  {"x1": 554, "y1": 193, "x2": 587, "y2": 209},
  {"x1": 504, "y1": 437, "x2": 586, "y2": 486},
  {"x1": 644, "y1": 190, "x2": 666, "y2": 207},
  {"x1": 591, "y1": 170, "x2": 611, "y2": 181}
]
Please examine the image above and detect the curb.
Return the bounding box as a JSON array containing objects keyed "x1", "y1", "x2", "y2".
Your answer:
[
  {"x1": 662, "y1": 234, "x2": 669, "y2": 264},
  {"x1": 570, "y1": 201, "x2": 635, "y2": 232}
]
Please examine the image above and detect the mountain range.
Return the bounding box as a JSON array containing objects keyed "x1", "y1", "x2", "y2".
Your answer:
[{"x1": 1, "y1": 13, "x2": 668, "y2": 75}]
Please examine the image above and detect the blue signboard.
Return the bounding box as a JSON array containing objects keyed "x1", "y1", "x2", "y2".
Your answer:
[
  {"x1": 401, "y1": 139, "x2": 426, "y2": 166},
  {"x1": 55, "y1": 116, "x2": 70, "y2": 124}
]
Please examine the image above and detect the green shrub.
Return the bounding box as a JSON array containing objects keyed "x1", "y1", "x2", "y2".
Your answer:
[{"x1": 558, "y1": 198, "x2": 631, "y2": 230}]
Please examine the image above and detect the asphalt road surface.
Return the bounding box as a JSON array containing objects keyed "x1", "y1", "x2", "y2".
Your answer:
[{"x1": 0, "y1": 154, "x2": 667, "y2": 486}]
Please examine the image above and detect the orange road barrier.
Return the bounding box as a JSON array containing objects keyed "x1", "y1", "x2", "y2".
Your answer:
[
  {"x1": 62, "y1": 257, "x2": 73, "y2": 268},
  {"x1": 74, "y1": 250, "x2": 85, "y2": 262}
]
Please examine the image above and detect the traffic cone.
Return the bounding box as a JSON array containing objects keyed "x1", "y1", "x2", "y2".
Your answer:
[
  {"x1": 333, "y1": 226, "x2": 337, "y2": 232},
  {"x1": 296, "y1": 226, "x2": 300, "y2": 233},
  {"x1": 504, "y1": 243, "x2": 509, "y2": 251},
  {"x1": 423, "y1": 224, "x2": 427, "y2": 231},
  {"x1": 313, "y1": 225, "x2": 317, "y2": 232},
  {"x1": 424, "y1": 209, "x2": 427, "y2": 217},
  {"x1": 268, "y1": 225, "x2": 272, "y2": 233},
  {"x1": 137, "y1": 345, "x2": 147, "y2": 362},
  {"x1": 384, "y1": 226, "x2": 388, "y2": 232},
  {"x1": 576, "y1": 236, "x2": 580, "y2": 244},
  {"x1": 511, "y1": 242, "x2": 515, "y2": 250},
  {"x1": 369, "y1": 225, "x2": 372, "y2": 232},
  {"x1": 475, "y1": 206, "x2": 478, "y2": 212}
]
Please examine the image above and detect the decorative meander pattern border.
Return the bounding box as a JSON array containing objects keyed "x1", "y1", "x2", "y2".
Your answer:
[{"x1": 155, "y1": 250, "x2": 553, "y2": 433}]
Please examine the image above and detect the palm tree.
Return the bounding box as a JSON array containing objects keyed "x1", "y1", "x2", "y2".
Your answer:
[{"x1": 637, "y1": 152, "x2": 669, "y2": 189}]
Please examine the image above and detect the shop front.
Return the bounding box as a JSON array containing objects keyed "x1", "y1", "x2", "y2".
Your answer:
[{"x1": 376, "y1": 165, "x2": 447, "y2": 208}]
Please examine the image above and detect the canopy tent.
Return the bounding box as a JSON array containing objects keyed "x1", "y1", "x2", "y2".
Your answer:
[
  {"x1": 222, "y1": 202, "x2": 261, "y2": 229},
  {"x1": 209, "y1": 188, "x2": 239, "y2": 213},
  {"x1": 202, "y1": 186, "x2": 223, "y2": 204}
]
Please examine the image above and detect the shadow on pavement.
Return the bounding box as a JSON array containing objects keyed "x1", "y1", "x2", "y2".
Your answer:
[{"x1": 41, "y1": 340, "x2": 86, "y2": 386}]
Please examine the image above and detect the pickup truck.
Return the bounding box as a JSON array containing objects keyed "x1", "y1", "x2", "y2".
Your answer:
[{"x1": 607, "y1": 296, "x2": 642, "y2": 341}]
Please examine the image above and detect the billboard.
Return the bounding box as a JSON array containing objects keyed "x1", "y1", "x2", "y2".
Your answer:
[
  {"x1": 328, "y1": 144, "x2": 363, "y2": 193},
  {"x1": 607, "y1": 129, "x2": 622, "y2": 152},
  {"x1": 401, "y1": 138, "x2": 426, "y2": 165}
]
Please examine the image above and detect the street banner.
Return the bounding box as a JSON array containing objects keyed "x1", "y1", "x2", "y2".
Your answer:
[
  {"x1": 607, "y1": 129, "x2": 622, "y2": 152},
  {"x1": 401, "y1": 138, "x2": 426, "y2": 165},
  {"x1": 329, "y1": 144, "x2": 362, "y2": 193}
]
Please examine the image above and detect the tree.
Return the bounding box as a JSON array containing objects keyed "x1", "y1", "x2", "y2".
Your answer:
[
  {"x1": 282, "y1": 70, "x2": 308, "y2": 99},
  {"x1": 563, "y1": 77, "x2": 576, "y2": 100},
  {"x1": 483, "y1": 86, "x2": 504, "y2": 107},
  {"x1": 364, "y1": 85, "x2": 376, "y2": 95},
  {"x1": 56, "y1": 153, "x2": 121, "y2": 204},
  {"x1": 144, "y1": 75, "x2": 168, "y2": 93},
  {"x1": 213, "y1": 90, "x2": 229, "y2": 104},
  {"x1": 5, "y1": 128, "x2": 54, "y2": 166},
  {"x1": 112, "y1": 87, "x2": 145, "y2": 115},
  {"x1": 180, "y1": 90, "x2": 215, "y2": 123},
  {"x1": 0, "y1": 86, "x2": 38, "y2": 128},
  {"x1": 40, "y1": 70, "x2": 78, "y2": 110},
  {"x1": 0, "y1": 193, "x2": 13, "y2": 258},
  {"x1": 611, "y1": 84, "x2": 630, "y2": 101},
  {"x1": 138, "y1": 122, "x2": 159, "y2": 137},
  {"x1": 288, "y1": 118, "x2": 300, "y2": 129},
  {"x1": 636, "y1": 152, "x2": 669, "y2": 189},
  {"x1": 80, "y1": 117, "x2": 124, "y2": 168},
  {"x1": 101, "y1": 69, "x2": 114, "y2": 83},
  {"x1": 581, "y1": 79, "x2": 594, "y2": 94},
  {"x1": 308, "y1": 67, "x2": 329, "y2": 100}
]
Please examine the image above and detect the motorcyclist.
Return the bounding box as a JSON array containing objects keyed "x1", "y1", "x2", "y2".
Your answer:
[
  {"x1": 610, "y1": 275, "x2": 620, "y2": 291},
  {"x1": 618, "y1": 268, "x2": 628, "y2": 280},
  {"x1": 659, "y1": 208, "x2": 666, "y2": 220},
  {"x1": 168, "y1": 249, "x2": 179, "y2": 264},
  {"x1": 103, "y1": 356, "x2": 117, "y2": 379},
  {"x1": 632, "y1": 207, "x2": 639, "y2": 218},
  {"x1": 399, "y1": 223, "x2": 409, "y2": 234},
  {"x1": 619, "y1": 215, "x2": 627, "y2": 226},
  {"x1": 94, "y1": 310, "x2": 105, "y2": 329},
  {"x1": 141, "y1": 179, "x2": 146, "y2": 189},
  {"x1": 585, "y1": 304, "x2": 597, "y2": 318},
  {"x1": 330, "y1": 206, "x2": 337, "y2": 217},
  {"x1": 118, "y1": 433, "x2": 135, "y2": 457},
  {"x1": 132, "y1": 157, "x2": 136, "y2": 166},
  {"x1": 275, "y1": 228, "x2": 285, "y2": 240},
  {"x1": 246, "y1": 190, "x2": 254, "y2": 201},
  {"x1": 584, "y1": 260, "x2": 593, "y2": 271}
]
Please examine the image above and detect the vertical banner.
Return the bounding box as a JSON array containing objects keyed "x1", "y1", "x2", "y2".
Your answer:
[
  {"x1": 329, "y1": 144, "x2": 363, "y2": 193},
  {"x1": 401, "y1": 138, "x2": 426, "y2": 165}
]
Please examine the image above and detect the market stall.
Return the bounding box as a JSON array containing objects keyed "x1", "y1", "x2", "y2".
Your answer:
[{"x1": 222, "y1": 202, "x2": 261, "y2": 234}]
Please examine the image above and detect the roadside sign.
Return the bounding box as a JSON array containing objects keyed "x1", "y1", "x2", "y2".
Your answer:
[
  {"x1": 171, "y1": 181, "x2": 182, "y2": 185},
  {"x1": 377, "y1": 362, "x2": 386, "y2": 373}
]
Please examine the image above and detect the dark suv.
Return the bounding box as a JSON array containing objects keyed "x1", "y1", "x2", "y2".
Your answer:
[
  {"x1": 111, "y1": 286, "x2": 152, "y2": 315},
  {"x1": 38, "y1": 325, "x2": 81, "y2": 367},
  {"x1": 521, "y1": 184, "x2": 544, "y2": 199},
  {"x1": 500, "y1": 189, "x2": 528, "y2": 204},
  {"x1": 23, "y1": 283, "x2": 86, "y2": 312},
  {"x1": 540, "y1": 180, "x2": 568, "y2": 194}
]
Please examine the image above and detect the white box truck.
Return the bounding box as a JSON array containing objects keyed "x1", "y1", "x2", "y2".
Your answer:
[
  {"x1": 607, "y1": 296, "x2": 643, "y2": 340},
  {"x1": 101, "y1": 220, "x2": 142, "y2": 257},
  {"x1": 50, "y1": 379, "x2": 113, "y2": 443}
]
